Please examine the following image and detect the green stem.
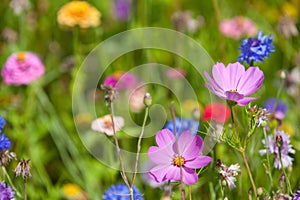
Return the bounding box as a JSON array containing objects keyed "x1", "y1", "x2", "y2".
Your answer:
[
  {"x1": 241, "y1": 151, "x2": 257, "y2": 198},
  {"x1": 188, "y1": 185, "x2": 192, "y2": 200},
  {"x1": 131, "y1": 106, "x2": 149, "y2": 185},
  {"x1": 263, "y1": 128, "x2": 273, "y2": 190},
  {"x1": 279, "y1": 150, "x2": 292, "y2": 194},
  {"x1": 229, "y1": 104, "x2": 239, "y2": 146},
  {"x1": 2, "y1": 166, "x2": 22, "y2": 197}
]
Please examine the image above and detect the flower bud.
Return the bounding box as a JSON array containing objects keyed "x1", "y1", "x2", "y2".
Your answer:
[{"x1": 143, "y1": 93, "x2": 152, "y2": 107}]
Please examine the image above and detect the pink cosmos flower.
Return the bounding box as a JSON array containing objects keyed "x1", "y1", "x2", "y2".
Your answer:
[
  {"x1": 2, "y1": 52, "x2": 45, "y2": 85},
  {"x1": 102, "y1": 71, "x2": 137, "y2": 90},
  {"x1": 204, "y1": 62, "x2": 264, "y2": 106},
  {"x1": 219, "y1": 16, "x2": 257, "y2": 40},
  {"x1": 91, "y1": 115, "x2": 124, "y2": 136},
  {"x1": 148, "y1": 129, "x2": 212, "y2": 185}
]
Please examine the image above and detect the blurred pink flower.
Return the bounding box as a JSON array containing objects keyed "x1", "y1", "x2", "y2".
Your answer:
[
  {"x1": 91, "y1": 115, "x2": 124, "y2": 136},
  {"x1": 166, "y1": 68, "x2": 186, "y2": 79},
  {"x1": 102, "y1": 71, "x2": 137, "y2": 90},
  {"x1": 2, "y1": 52, "x2": 45, "y2": 85},
  {"x1": 129, "y1": 86, "x2": 147, "y2": 113},
  {"x1": 219, "y1": 16, "x2": 257, "y2": 40}
]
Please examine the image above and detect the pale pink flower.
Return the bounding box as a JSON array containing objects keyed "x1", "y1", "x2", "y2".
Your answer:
[
  {"x1": 91, "y1": 115, "x2": 124, "y2": 136},
  {"x1": 129, "y1": 86, "x2": 147, "y2": 113},
  {"x1": 219, "y1": 16, "x2": 257, "y2": 40},
  {"x1": 166, "y1": 68, "x2": 186, "y2": 79},
  {"x1": 2, "y1": 52, "x2": 45, "y2": 85}
]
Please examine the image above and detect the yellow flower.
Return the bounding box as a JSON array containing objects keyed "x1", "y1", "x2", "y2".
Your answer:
[
  {"x1": 279, "y1": 123, "x2": 294, "y2": 137},
  {"x1": 57, "y1": 1, "x2": 101, "y2": 28},
  {"x1": 282, "y1": 2, "x2": 298, "y2": 20},
  {"x1": 63, "y1": 183, "x2": 87, "y2": 200}
]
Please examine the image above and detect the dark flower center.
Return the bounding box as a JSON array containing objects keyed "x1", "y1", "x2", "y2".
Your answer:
[
  {"x1": 250, "y1": 39, "x2": 260, "y2": 47},
  {"x1": 173, "y1": 155, "x2": 185, "y2": 167}
]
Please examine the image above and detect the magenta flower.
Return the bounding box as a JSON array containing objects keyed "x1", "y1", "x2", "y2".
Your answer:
[
  {"x1": 148, "y1": 129, "x2": 212, "y2": 185},
  {"x1": 102, "y1": 71, "x2": 137, "y2": 90},
  {"x1": 2, "y1": 52, "x2": 45, "y2": 85},
  {"x1": 204, "y1": 62, "x2": 264, "y2": 106}
]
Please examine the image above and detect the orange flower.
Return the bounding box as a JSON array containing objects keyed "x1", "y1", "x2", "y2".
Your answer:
[{"x1": 57, "y1": 1, "x2": 101, "y2": 28}]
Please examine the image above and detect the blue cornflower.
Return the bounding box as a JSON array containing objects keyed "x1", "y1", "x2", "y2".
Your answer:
[
  {"x1": 238, "y1": 31, "x2": 275, "y2": 65},
  {"x1": 103, "y1": 184, "x2": 143, "y2": 200},
  {"x1": 0, "y1": 116, "x2": 6, "y2": 132},
  {"x1": 164, "y1": 117, "x2": 199, "y2": 137},
  {"x1": 0, "y1": 134, "x2": 11, "y2": 151},
  {"x1": 0, "y1": 181, "x2": 15, "y2": 200},
  {"x1": 263, "y1": 98, "x2": 287, "y2": 121},
  {"x1": 293, "y1": 189, "x2": 300, "y2": 200}
]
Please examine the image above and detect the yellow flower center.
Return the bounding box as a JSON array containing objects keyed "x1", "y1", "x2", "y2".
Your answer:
[
  {"x1": 173, "y1": 155, "x2": 185, "y2": 167},
  {"x1": 229, "y1": 89, "x2": 238, "y2": 92},
  {"x1": 63, "y1": 183, "x2": 82, "y2": 197},
  {"x1": 113, "y1": 71, "x2": 124, "y2": 80},
  {"x1": 17, "y1": 52, "x2": 26, "y2": 62},
  {"x1": 101, "y1": 115, "x2": 113, "y2": 128},
  {"x1": 69, "y1": 3, "x2": 88, "y2": 19}
]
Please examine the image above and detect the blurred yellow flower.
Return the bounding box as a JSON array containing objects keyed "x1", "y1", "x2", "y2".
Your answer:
[
  {"x1": 282, "y1": 2, "x2": 298, "y2": 19},
  {"x1": 57, "y1": 1, "x2": 101, "y2": 28},
  {"x1": 63, "y1": 183, "x2": 88, "y2": 200},
  {"x1": 279, "y1": 123, "x2": 294, "y2": 137}
]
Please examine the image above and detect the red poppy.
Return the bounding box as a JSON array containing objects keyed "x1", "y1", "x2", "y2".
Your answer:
[{"x1": 202, "y1": 102, "x2": 231, "y2": 123}]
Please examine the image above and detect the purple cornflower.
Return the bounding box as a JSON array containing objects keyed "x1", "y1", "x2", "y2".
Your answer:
[
  {"x1": 238, "y1": 31, "x2": 275, "y2": 65},
  {"x1": 204, "y1": 62, "x2": 264, "y2": 106},
  {"x1": 264, "y1": 98, "x2": 287, "y2": 121},
  {"x1": 1, "y1": 52, "x2": 45, "y2": 85},
  {"x1": 0, "y1": 181, "x2": 15, "y2": 200},
  {"x1": 260, "y1": 130, "x2": 295, "y2": 169},
  {"x1": 0, "y1": 116, "x2": 5, "y2": 132},
  {"x1": 102, "y1": 183, "x2": 143, "y2": 200},
  {"x1": 216, "y1": 159, "x2": 240, "y2": 190},
  {"x1": 293, "y1": 189, "x2": 300, "y2": 200},
  {"x1": 113, "y1": 0, "x2": 131, "y2": 21},
  {"x1": 0, "y1": 134, "x2": 11, "y2": 151},
  {"x1": 148, "y1": 129, "x2": 212, "y2": 185},
  {"x1": 164, "y1": 118, "x2": 199, "y2": 137}
]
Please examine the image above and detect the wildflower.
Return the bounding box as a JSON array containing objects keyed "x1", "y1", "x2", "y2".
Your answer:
[
  {"x1": 63, "y1": 183, "x2": 88, "y2": 200},
  {"x1": 113, "y1": 0, "x2": 131, "y2": 21},
  {"x1": 256, "y1": 108, "x2": 270, "y2": 127},
  {"x1": 57, "y1": 1, "x2": 101, "y2": 29},
  {"x1": 140, "y1": 161, "x2": 167, "y2": 188},
  {"x1": 216, "y1": 159, "x2": 240, "y2": 190},
  {"x1": 164, "y1": 118, "x2": 199, "y2": 137},
  {"x1": 0, "y1": 181, "x2": 15, "y2": 200},
  {"x1": 204, "y1": 62, "x2": 264, "y2": 106},
  {"x1": 166, "y1": 68, "x2": 186, "y2": 79},
  {"x1": 293, "y1": 189, "x2": 300, "y2": 200},
  {"x1": 172, "y1": 11, "x2": 204, "y2": 33},
  {"x1": 238, "y1": 31, "x2": 275, "y2": 65},
  {"x1": 219, "y1": 16, "x2": 257, "y2": 40},
  {"x1": 91, "y1": 115, "x2": 124, "y2": 136},
  {"x1": 148, "y1": 129, "x2": 212, "y2": 185},
  {"x1": 0, "y1": 150, "x2": 16, "y2": 166},
  {"x1": 143, "y1": 92, "x2": 152, "y2": 107},
  {"x1": 277, "y1": 15, "x2": 298, "y2": 38},
  {"x1": 201, "y1": 102, "x2": 231, "y2": 123},
  {"x1": 264, "y1": 98, "x2": 287, "y2": 121},
  {"x1": 284, "y1": 67, "x2": 300, "y2": 98},
  {"x1": 103, "y1": 183, "x2": 143, "y2": 200},
  {"x1": 9, "y1": 0, "x2": 30, "y2": 15},
  {"x1": 101, "y1": 84, "x2": 117, "y2": 105},
  {"x1": 14, "y1": 159, "x2": 32, "y2": 179},
  {"x1": 129, "y1": 86, "x2": 147, "y2": 113},
  {"x1": 1, "y1": 52, "x2": 45, "y2": 85},
  {"x1": 273, "y1": 193, "x2": 292, "y2": 200},
  {"x1": 102, "y1": 71, "x2": 137, "y2": 90},
  {"x1": 2, "y1": 28, "x2": 18, "y2": 44},
  {"x1": 0, "y1": 116, "x2": 6, "y2": 132},
  {"x1": 260, "y1": 130, "x2": 295, "y2": 169},
  {"x1": 0, "y1": 134, "x2": 11, "y2": 151}
]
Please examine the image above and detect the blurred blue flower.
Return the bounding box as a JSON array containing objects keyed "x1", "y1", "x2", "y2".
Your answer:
[
  {"x1": 238, "y1": 31, "x2": 275, "y2": 65},
  {"x1": 113, "y1": 0, "x2": 131, "y2": 21},
  {"x1": 164, "y1": 118, "x2": 199, "y2": 137},
  {"x1": 0, "y1": 181, "x2": 15, "y2": 199},
  {"x1": 263, "y1": 98, "x2": 287, "y2": 121},
  {"x1": 0, "y1": 116, "x2": 6, "y2": 132},
  {"x1": 0, "y1": 134, "x2": 11, "y2": 151},
  {"x1": 103, "y1": 183, "x2": 143, "y2": 200}
]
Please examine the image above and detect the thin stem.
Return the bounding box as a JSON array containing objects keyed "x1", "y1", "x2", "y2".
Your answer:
[
  {"x1": 279, "y1": 149, "x2": 292, "y2": 195},
  {"x1": 229, "y1": 105, "x2": 239, "y2": 145},
  {"x1": 212, "y1": 0, "x2": 225, "y2": 56},
  {"x1": 170, "y1": 102, "x2": 185, "y2": 200},
  {"x1": 1, "y1": 167, "x2": 22, "y2": 198},
  {"x1": 109, "y1": 103, "x2": 130, "y2": 188},
  {"x1": 131, "y1": 106, "x2": 149, "y2": 185},
  {"x1": 188, "y1": 185, "x2": 192, "y2": 200},
  {"x1": 241, "y1": 151, "x2": 257, "y2": 198},
  {"x1": 263, "y1": 128, "x2": 273, "y2": 190},
  {"x1": 24, "y1": 178, "x2": 27, "y2": 200}
]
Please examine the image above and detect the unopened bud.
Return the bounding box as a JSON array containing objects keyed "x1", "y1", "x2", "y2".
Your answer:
[
  {"x1": 192, "y1": 106, "x2": 200, "y2": 120},
  {"x1": 280, "y1": 70, "x2": 287, "y2": 80},
  {"x1": 143, "y1": 93, "x2": 152, "y2": 107},
  {"x1": 257, "y1": 187, "x2": 264, "y2": 196},
  {"x1": 276, "y1": 135, "x2": 283, "y2": 149}
]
